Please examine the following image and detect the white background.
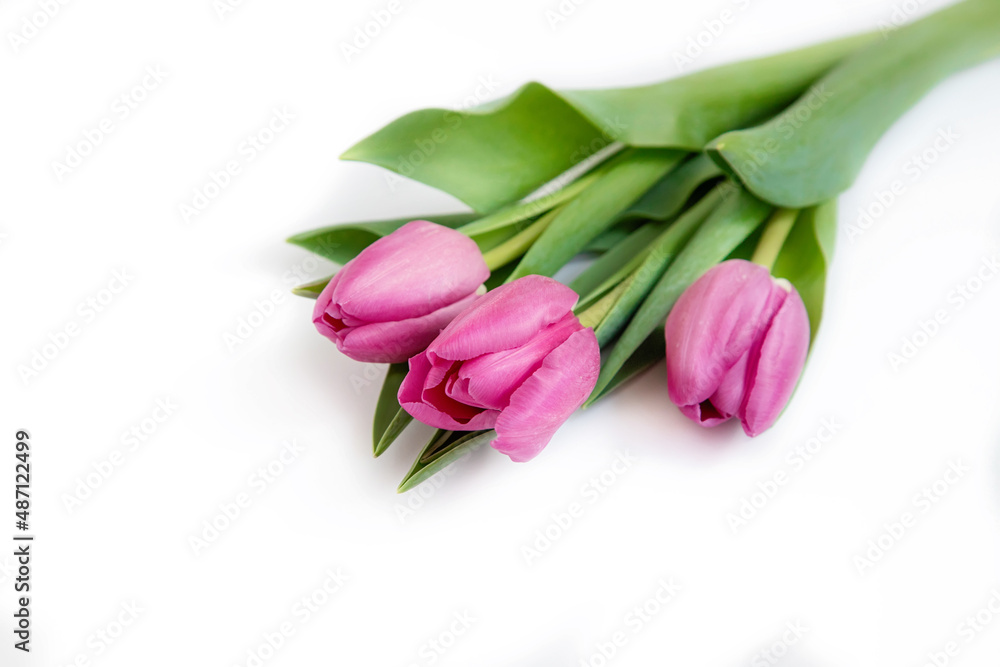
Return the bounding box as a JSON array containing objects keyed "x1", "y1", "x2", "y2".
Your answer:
[{"x1": 3, "y1": 0, "x2": 1000, "y2": 665}]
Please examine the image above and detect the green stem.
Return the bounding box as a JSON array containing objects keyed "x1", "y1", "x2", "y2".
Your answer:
[
  {"x1": 576, "y1": 279, "x2": 631, "y2": 330},
  {"x1": 481, "y1": 205, "x2": 562, "y2": 271},
  {"x1": 750, "y1": 208, "x2": 798, "y2": 270}
]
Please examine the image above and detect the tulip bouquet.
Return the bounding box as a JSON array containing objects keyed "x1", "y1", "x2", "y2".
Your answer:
[{"x1": 289, "y1": 0, "x2": 1000, "y2": 490}]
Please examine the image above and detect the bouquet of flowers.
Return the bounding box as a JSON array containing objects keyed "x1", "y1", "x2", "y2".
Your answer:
[{"x1": 288, "y1": 0, "x2": 1000, "y2": 490}]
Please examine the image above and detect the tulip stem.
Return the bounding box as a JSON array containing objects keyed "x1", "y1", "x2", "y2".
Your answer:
[
  {"x1": 481, "y1": 205, "x2": 563, "y2": 271},
  {"x1": 576, "y1": 278, "x2": 631, "y2": 330},
  {"x1": 750, "y1": 208, "x2": 799, "y2": 270}
]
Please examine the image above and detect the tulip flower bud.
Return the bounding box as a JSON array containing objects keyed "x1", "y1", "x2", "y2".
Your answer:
[
  {"x1": 665, "y1": 259, "x2": 809, "y2": 436},
  {"x1": 313, "y1": 221, "x2": 489, "y2": 363},
  {"x1": 399, "y1": 275, "x2": 600, "y2": 462}
]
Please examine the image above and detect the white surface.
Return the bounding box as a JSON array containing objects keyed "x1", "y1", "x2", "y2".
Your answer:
[{"x1": 3, "y1": 0, "x2": 1000, "y2": 665}]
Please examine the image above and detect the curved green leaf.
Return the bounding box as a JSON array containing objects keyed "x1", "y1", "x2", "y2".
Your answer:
[
  {"x1": 771, "y1": 201, "x2": 837, "y2": 343},
  {"x1": 562, "y1": 32, "x2": 877, "y2": 150},
  {"x1": 398, "y1": 429, "x2": 495, "y2": 493},
  {"x1": 373, "y1": 363, "x2": 412, "y2": 456},
  {"x1": 291, "y1": 275, "x2": 333, "y2": 299},
  {"x1": 342, "y1": 83, "x2": 610, "y2": 213},
  {"x1": 706, "y1": 0, "x2": 1000, "y2": 207},
  {"x1": 287, "y1": 213, "x2": 476, "y2": 265},
  {"x1": 619, "y1": 153, "x2": 722, "y2": 222},
  {"x1": 341, "y1": 34, "x2": 874, "y2": 213},
  {"x1": 508, "y1": 149, "x2": 685, "y2": 281}
]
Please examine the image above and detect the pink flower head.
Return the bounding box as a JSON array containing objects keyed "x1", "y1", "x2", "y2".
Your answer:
[
  {"x1": 313, "y1": 221, "x2": 489, "y2": 363},
  {"x1": 398, "y1": 275, "x2": 600, "y2": 462},
  {"x1": 665, "y1": 259, "x2": 810, "y2": 437}
]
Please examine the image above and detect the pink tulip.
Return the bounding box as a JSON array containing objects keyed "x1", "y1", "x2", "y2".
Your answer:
[
  {"x1": 313, "y1": 221, "x2": 489, "y2": 363},
  {"x1": 665, "y1": 259, "x2": 810, "y2": 437},
  {"x1": 398, "y1": 275, "x2": 600, "y2": 462}
]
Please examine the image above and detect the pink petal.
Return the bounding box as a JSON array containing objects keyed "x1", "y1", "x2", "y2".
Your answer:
[
  {"x1": 492, "y1": 328, "x2": 600, "y2": 462},
  {"x1": 429, "y1": 275, "x2": 579, "y2": 361},
  {"x1": 312, "y1": 270, "x2": 345, "y2": 340},
  {"x1": 452, "y1": 314, "x2": 582, "y2": 410},
  {"x1": 334, "y1": 292, "x2": 480, "y2": 363},
  {"x1": 398, "y1": 352, "x2": 499, "y2": 431},
  {"x1": 333, "y1": 221, "x2": 488, "y2": 323},
  {"x1": 739, "y1": 285, "x2": 810, "y2": 437},
  {"x1": 665, "y1": 260, "x2": 775, "y2": 408}
]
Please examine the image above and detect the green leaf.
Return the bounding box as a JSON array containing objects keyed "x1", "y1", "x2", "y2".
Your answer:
[
  {"x1": 588, "y1": 185, "x2": 773, "y2": 403},
  {"x1": 398, "y1": 429, "x2": 495, "y2": 493},
  {"x1": 570, "y1": 222, "x2": 666, "y2": 305},
  {"x1": 592, "y1": 184, "x2": 728, "y2": 346},
  {"x1": 342, "y1": 83, "x2": 610, "y2": 213},
  {"x1": 287, "y1": 213, "x2": 476, "y2": 265},
  {"x1": 341, "y1": 34, "x2": 874, "y2": 213},
  {"x1": 373, "y1": 363, "x2": 412, "y2": 456},
  {"x1": 559, "y1": 32, "x2": 878, "y2": 149},
  {"x1": 291, "y1": 275, "x2": 333, "y2": 299},
  {"x1": 457, "y1": 168, "x2": 605, "y2": 237},
  {"x1": 771, "y1": 201, "x2": 837, "y2": 343},
  {"x1": 508, "y1": 149, "x2": 685, "y2": 281},
  {"x1": 618, "y1": 153, "x2": 723, "y2": 221},
  {"x1": 586, "y1": 330, "x2": 666, "y2": 405},
  {"x1": 706, "y1": 0, "x2": 1000, "y2": 207}
]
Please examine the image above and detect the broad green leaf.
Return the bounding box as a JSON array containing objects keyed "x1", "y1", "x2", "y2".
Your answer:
[
  {"x1": 561, "y1": 32, "x2": 877, "y2": 150},
  {"x1": 373, "y1": 363, "x2": 411, "y2": 456},
  {"x1": 571, "y1": 222, "x2": 666, "y2": 305},
  {"x1": 342, "y1": 35, "x2": 874, "y2": 213},
  {"x1": 342, "y1": 83, "x2": 610, "y2": 213},
  {"x1": 771, "y1": 201, "x2": 837, "y2": 343},
  {"x1": 291, "y1": 275, "x2": 333, "y2": 299},
  {"x1": 588, "y1": 186, "x2": 773, "y2": 402},
  {"x1": 592, "y1": 184, "x2": 728, "y2": 346},
  {"x1": 508, "y1": 149, "x2": 685, "y2": 281},
  {"x1": 618, "y1": 153, "x2": 722, "y2": 222},
  {"x1": 287, "y1": 213, "x2": 476, "y2": 265},
  {"x1": 707, "y1": 0, "x2": 1000, "y2": 207},
  {"x1": 398, "y1": 429, "x2": 495, "y2": 493}
]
